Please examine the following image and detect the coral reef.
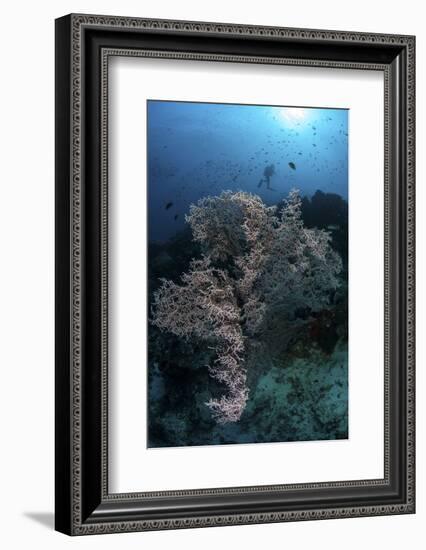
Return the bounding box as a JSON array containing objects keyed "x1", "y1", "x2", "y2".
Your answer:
[
  {"x1": 151, "y1": 189, "x2": 342, "y2": 424},
  {"x1": 147, "y1": 342, "x2": 348, "y2": 447}
]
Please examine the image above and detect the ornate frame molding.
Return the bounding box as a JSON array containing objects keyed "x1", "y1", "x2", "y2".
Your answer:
[{"x1": 55, "y1": 14, "x2": 415, "y2": 535}]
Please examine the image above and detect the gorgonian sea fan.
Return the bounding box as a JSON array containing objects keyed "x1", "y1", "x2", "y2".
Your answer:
[{"x1": 151, "y1": 189, "x2": 342, "y2": 424}]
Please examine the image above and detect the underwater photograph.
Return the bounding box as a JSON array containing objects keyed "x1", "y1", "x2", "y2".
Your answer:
[{"x1": 147, "y1": 100, "x2": 348, "y2": 448}]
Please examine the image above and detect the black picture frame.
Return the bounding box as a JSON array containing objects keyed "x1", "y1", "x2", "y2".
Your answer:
[{"x1": 55, "y1": 13, "x2": 415, "y2": 535}]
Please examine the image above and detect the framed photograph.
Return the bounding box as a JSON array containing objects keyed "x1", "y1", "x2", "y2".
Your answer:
[{"x1": 55, "y1": 14, "x2": 415, "y2": 535}]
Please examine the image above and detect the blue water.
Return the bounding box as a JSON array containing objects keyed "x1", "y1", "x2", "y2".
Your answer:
[{"x1": 147, "y1": 100, "x2": 348, "y2": 243}]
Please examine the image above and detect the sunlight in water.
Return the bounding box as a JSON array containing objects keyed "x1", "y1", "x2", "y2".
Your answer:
[{"x1": 279, "y1": 107, "x2": 309, "y2": 126}]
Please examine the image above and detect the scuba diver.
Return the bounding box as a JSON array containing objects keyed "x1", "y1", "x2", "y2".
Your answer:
[{"x1": 257, "y1": 164, "x2": 276, "y2": 190}]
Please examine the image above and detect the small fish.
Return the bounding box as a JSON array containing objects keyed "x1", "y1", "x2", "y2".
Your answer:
[
  {"x1": 165, "y1": 202, "x2": 173, "y2": 210},
  {"x1": 174, "y1": 214, "x2": 179, "y2": 221},
  {"x1": 288, "y1": 162, "x2": 296, "y2": 170}
]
